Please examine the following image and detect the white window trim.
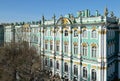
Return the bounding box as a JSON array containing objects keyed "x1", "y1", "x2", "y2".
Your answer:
[{"x1": 90, "y1": 29, "x2": 98, "y2": 39}]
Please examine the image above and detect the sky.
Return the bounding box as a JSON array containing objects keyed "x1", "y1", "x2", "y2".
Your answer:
[{"x1": 0, "y1": 0, "x2": 120, "y2": 23}]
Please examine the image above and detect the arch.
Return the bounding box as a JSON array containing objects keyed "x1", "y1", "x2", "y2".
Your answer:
[{"x1": 57, "y1": 17, "x2": 72, "y2": 25}]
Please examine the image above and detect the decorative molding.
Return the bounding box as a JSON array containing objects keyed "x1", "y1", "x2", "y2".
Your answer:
[
  {"x1": 91, "y1": 43, "x2": 97, "y2": 47},
  {"x1": 92, "y1": 26, "x2": 96, "y2": 30},
  {"x1": 82, "y1": 42, "x2": 87, "y2": 47},
  {"x1": 50, "y1": 40, "x2": 53, "y2": 43},
  {"x1": 23, "y1": 24, "x2": 30, "y2": 28},
  {"x1": 98, "y1": 30, "x2": 107, "y2": 34},
  {"x1": 73, "y1": 42, "x2": 78, "y2": 46},
  {"x1": 98, "y1": 66, "x2": 107, "y2": 70},
  {"x1": 56, "y1": 40, "x2": 60, "y2": 44},
  {"x1": 82, "y1": 27, "x2": 87, "y2": 30},
  {"x1": 91, "y1": 65, "x2": 97, "y2": 69},
  {"x1": 82, "y1": 63, "x2": 87, "y2": 67},
  {"x1": 73, "y1": 61, "x2": 80, "y2": 65},
  {"x1": 59, "y1": 30, "x2": 63, "y2": 33},
  {"x1": 64, "y1": 41, "x2": 68, "y2": 45},
  {"x1": 45, "y1": 40, "x2": 49, "y2": 43},
  {"x1": 73, "y1": 27, "x2": 78, "y2": 30},
  {"x1": 68, "y1": 30, "x2": 72, "y2": 34},
  {"x1": 77, "y1": 30, "x2": 82, "y2": 34}
]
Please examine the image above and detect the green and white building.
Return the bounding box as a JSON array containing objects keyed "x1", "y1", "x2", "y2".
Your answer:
[{"x1": 4, "y1": 8, "x2": 120, "y2": 81}]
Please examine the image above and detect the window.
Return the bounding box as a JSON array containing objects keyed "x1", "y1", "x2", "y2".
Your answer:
[
  {"x1": 74, "y1": 45, "x2": 78, "y2": 54},
  {"x1": 83, "y1": 67, "x2": 87, "y2": 78},
  {"x1": 56, "y1": 44, "x2": 59, "y2": 51},
  {"x1": 64, "y1": 62, "x2": 68, "y2": 72},
  {"x1": 82, "y1": 30, "x2": 87, "y2": 38},
  {"x1": 50, "y1": 43, "x2": 53, "y2": 50},
  {"x1": 64, "y1": 44, "x2": 68, "y2": 53},
  {"x1": 82, "y1": 46, "x2": 87, "y2": 56},
  {"x1": 50, "y1": 59, "x2": 53, "y2": 67},
  {"x1": 45, "y1": 30, "x2": 47, "y2": 35},
  {"x1": 45, "y1": 58, "x2": 47, "y2": 66},
  {"x1": 91, "y1": 30, "x2": 97, "y2": 38},
  {"x1": 74, "y1": 30, "x2": 78, "y2": 37},
  {"x1": 91, "y1": 69, "x2": 96, "y2": 81},
  {"x1": 45, "y1": 43, "x2": 48, "y2": 49},
  {"x1": 74, "y1": 65, "x2": 78, "y2": 75},
  {"x1": 65, "y1": 30, "x2": 68, "y2": 36},
  {"x1": 50, "y1": 30, "x2": 52, "y2": 36},
  {"x1": 91, "y1": 46, "x2": 97, "y2": 58},
  {"x1": 56, "y1": 61, "x2": 59, "y2": 69}
]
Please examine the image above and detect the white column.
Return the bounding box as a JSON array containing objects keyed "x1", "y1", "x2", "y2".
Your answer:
[
  {"x1": 78, "y1": 26, "x2": 81, "y2": 81},
  {"x1": 78, "y1": 64, "x2": 80, "y2": 81},
  {"x1": 98, "y1": 26, "x2": 102, "y2": 81},
  {"x1": 68, "y1": 27, "x2": 72, "y2": 80},
  {"x1": 103, "y1": 28, "x2": 107, "y2": 81},
  {"x1": 53, "y1": 27, "x2": 55, "y2": 75},
  {"x1": 41, "y1": 27, "x2": 44, "y2": 70},
  {"x1": 59, "y1": 27, "x2": 63, "y2": 78}
]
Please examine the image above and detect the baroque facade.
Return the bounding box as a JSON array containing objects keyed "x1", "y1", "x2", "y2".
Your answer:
[{"x1": 3, "y1": 8, "x2": 120, "y2": 81}]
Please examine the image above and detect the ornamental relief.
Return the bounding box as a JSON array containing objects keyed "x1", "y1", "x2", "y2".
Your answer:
[{"x1": 98, "y1": 30, "x2": 107, "y2": 34}]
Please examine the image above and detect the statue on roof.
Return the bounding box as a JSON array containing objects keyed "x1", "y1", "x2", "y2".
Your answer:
[
  {"x1": 110, "y1": 11, "x2": 114, "y2": 17},
  {"x1": 104, "y1": 7, "x2": 108, "y2": 16}
]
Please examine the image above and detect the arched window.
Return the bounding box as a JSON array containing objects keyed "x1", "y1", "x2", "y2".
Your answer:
[
  {"x1": 83, "y1": 67, "x2": 87, "y2": 78},
  {"x1": 91, "y1": 46, "x2": 97, "y2": 58},
  {"x1": 91, "y1": 69, "x2": 96, "y2": 81},
  {"x1": 91, "y1": 30, "x2": 97, "y2": 38},
  {"x1": 82, "y1": 30, "x2": 87, "y2": 38},
  {"x1": 65, "y1": 30, "x2": 68, "y2": 36},
  {"x1": 56, "y1": 61, "x2": 59, "y2": 69},
  {"x1": 74, "y1": 65, "x2": 78, "y2": 75},
  {"x1": 50, "y1": 59, "x2": 53, "y2": 67},
  {"x1": 82, "y1": 46, "x2": 87, "y2": 56},
  {"x1": 74, "y1": 30, "x2": 78, "y2": 37},
  {"x1": 64, "y1": 62, "x2": 68, "y2": 72}
]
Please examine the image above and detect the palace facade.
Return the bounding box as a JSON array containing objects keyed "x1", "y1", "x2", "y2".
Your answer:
[{"x1": 3, "y1": 8, "x2": 120, "y2": 81}]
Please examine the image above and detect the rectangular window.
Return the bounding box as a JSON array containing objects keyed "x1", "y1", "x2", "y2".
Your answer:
[
  {"x1": 50, "y1": 59, "x2": 53, "y2": 67},
  {"x1": 56, "y1": 45, "x2": 59, "y2": 51},
  {"x1": 82, "y1": 30, "x2": 87, "y2": 38},
  {"x1": 64, "y1": 44, "x2": 68, "y2": 53},
  {"x1": 45, "y1": 43, "x2": 47, "y2": 49},
  {"x1": 50, "y1": 44, "x2": 53, "y2": 50},
  {"x1": 91, "y1": 30, "x2": 97, "y2": 38},
  {"x1": 82, "y1": 46, "x2": 87, "y2": 56},
  {"x1": 74, "y1": 45, "x2": 78, "y2": 54},
  {"x1": 65, "y1": 30, "x2": 68, "y2": 36},
  {"x1": 74, "y1": 30, "x2": 78, "y2": 37}
]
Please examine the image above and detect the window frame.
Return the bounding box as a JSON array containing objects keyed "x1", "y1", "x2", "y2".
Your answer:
[
  {"x1": 91, "y1": 69, "x2": 97, "y2": 81},
  {"x1": 64, "y1": 30, "x2": 68, "y2": 36}
]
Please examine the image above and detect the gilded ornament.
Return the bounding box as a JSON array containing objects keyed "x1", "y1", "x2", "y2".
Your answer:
[
  {"x1": 73, "y1": 42, "x2": 78, "y2": 46},
  {"x1": 82, "y1": 63, "x2": 87, "y2": 67},
  {"x1": 68, "y1": 30, "x2": 72, "y2": 34},
  {"x1": 64, "y1": 41, "x2": 68, "y2": 45},
  {"x1": 82, "y1": 42, "x2": 87, "y2": 47},
  {"x1": 91, "y1": 65, "x2": 97, "y2": 69},
  {"x1": 77, "y1": 30, "x2": 82, "y2": 34},
  {"x1": 91, "y1": 43, "x2": 97, "y2": 47}
]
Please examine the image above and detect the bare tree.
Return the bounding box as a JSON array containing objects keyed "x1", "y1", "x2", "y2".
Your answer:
[{"x1": 0, "y1": 41, "x2": 40, "y2": 81}]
